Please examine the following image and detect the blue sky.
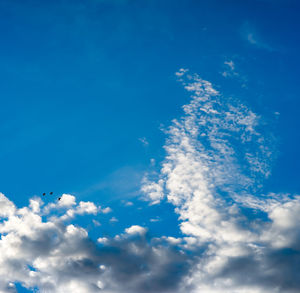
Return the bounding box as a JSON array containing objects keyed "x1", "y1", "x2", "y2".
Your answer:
[{"x1": 0, "y1": 0, "x2": 300, "y2": 292}]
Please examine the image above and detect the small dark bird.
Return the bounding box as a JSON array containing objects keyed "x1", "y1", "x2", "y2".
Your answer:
[
  {"x1": 58, "y1": 197, "x2": 61, "y2": 201},
  {"x1": 50, "y1": 192, "x2": 53, "y2": 195},
  {"x1": 43, "y1": 193, "x2": 46, "y2": 196}
]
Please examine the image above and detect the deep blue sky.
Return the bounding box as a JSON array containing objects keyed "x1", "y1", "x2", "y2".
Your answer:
[{"x1": 0, "y1": 0, "x2": 299, "y2": 237}]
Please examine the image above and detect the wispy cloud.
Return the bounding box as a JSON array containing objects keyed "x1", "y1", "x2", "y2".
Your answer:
[
  {"x1": 222, "y1": 60, "x2": 238, "y2": 78},
  {"x1": 142, "y1": 70, "x2": 300, "y2": 292},
  {"x1": 220, "y1": 59, "x2": 249, "y2": 88},
  {"x1": 143, "y1": 69, "x2": 275, "y2": 205},
  {"x1": 241, "y1": 22, "x2": 275, "y2": 51},
  {"x1": 224, "y1": 60, "x2": 235, "y2": 71},
  {"x1": 80, "y1": 166, "x2": 144, "y2": 199},
  {"x1": 139, "y1": 137, "x2": 149, "y2": 147}
]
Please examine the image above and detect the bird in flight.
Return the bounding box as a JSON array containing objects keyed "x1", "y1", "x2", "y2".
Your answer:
[
  {"x1": 58, "y1": 197, "x2": 61, "y2": 201},
  {"x1": 42, "y1": 192, "x2": 54, "y2": 197}
]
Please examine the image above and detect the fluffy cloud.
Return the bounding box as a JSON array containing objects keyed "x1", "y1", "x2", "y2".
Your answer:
[
  {"x1": 141, "y1": 177, "x2": 164, "y2": 204},
  {"x1": 125, "y1": 225, "x2": 147, "y2": 236},
  {"x1": 0, "y1": 193, "x2": 189, "y2": 292},
  {"x1": 142, "y1": 70, "x2": 300, "y2": 292}
]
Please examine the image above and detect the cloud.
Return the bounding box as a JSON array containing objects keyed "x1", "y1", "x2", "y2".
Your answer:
[
  {"x1": 125, "y1": 225, "x2": 147, "y2": 236},
  {"x1": 142, "y1": 70, "x2": 300, "y2": 292},
  {"x1": 224, "y1": 60, "x2": 235, "y2": 71},
  {"x1": 59, "y1": 193, "x2": 76, "y2": 207},
  {"x1": 241, "y1": 22, "x2": 275, "y2": 51},
  {"x1": 124, "y1": 201, "x2": 134, "y2": 207},
  {"x1": 1, "y1": 70, "x2": 298, "y2": 293},
  {"x1": 0, "y1": 193, "x2": 191, "y2": 293},
  {"x1": 82, "y1": 166, "x2": 144, "y2": 199},
  {"x1": 141, "y1": 177, "x2": 164, "y2": 205},
  {"x1": 221, "y1": 59, "x2": 249, "y2": 88},
  {"x1": 150, "y1": 217, "x2": 160, "y2": 222},
  {"x1": 43, "y1": 193, "x2": 76, "y2": 214},
  {"x1": 93, "y1": 219, "x2": 101, "y2": 227},
  {"x1": 109, "y1": 216, "x2": 118, "y2": 223},
  {"x1": 139, "y1": 137, "x2": 149, "y2": 147},
  {"x1": 142, "y1": 69, "x2": 275, "y2": 206},
  {"x1": 100, "y1": 206, "x2": 112, "y2": 214},
  {"x1": 222, "y1": 60, "x2": 239, "y2": 78},
  {"x1": 56, "y1": 198, "x2": 99, "y2": 221}
]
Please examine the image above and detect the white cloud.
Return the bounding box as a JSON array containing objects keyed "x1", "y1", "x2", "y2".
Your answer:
[
  {"x1": 43, "y1": 193, "x2": 77, "y2": 215},
  {"x1": 97, "y1": 237, "x2": 108, "y2": 244},
  {"x1": 141, "y1": 177, "x2": 164, "y2": 205},
  {"x1": 76, "y1": 201, "x2": 98, "y2": 215},
  {"x1": 175, "y1": 68, "x2": 189, "y2": 77},
  {"x1": 0, "y1": 193, "x2": 16, "y2": 218},
  {"x1": 0, "y1": 193, "x2": 189, "y2": 293},
  {"x1": 161, "y1": 236, "x2": 182, "y2": 245},
  {"x1": 58, "y1": 193, "x2": 76, "y2": 207},
  {"x1": 143, "y1": 70, "x2": 274, "y2": 206},
  {"x1": 125, "y1": 201, "x2": 134, "y2": 207},
  {"x1": 109, "y1": 216, "x2": 118, "y2": 223},
  {"x1": 141, "y1": 70, "x2": 299, "y2": 292},
  {"x1": 101, "y1": 206, "x2": 112, "y2": 214},
  {"x1": 59, "y1": 198, "x2": 101, "y2": 221},
  {"x1": 125, "y1": 225, "x2": 147, "y2": 236}
]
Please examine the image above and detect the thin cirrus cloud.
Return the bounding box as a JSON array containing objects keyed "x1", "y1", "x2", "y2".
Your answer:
[
  {"x1": 241, "y1": 22, "x2": 275, "y2": 51},
  {"x1": 142, "y1": 69, "x2": 300, "y2": 292}
]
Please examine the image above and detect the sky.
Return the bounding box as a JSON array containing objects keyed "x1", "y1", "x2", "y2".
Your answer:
[{"x1": 0, "y1": 0, "x2": 300, "y2": 292}]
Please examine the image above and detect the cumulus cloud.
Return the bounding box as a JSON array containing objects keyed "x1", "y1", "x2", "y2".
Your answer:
[
  {"x1": 58, "y1": 193, "x2": 76, "y2": 207},
  {"x1": 0, "y1": 193, "x2": 190, "y2": 293},
  {"x1": 141, "y1": 177, "x2": 164, "y2": 205},
  {"x1": 58, "y1": 199, "x2": 99, "y2": 221},
  {"x1": 125, "y1": 225, "x2": 147, "y2": 236},
  {"x1": 142, "y1": 70, "x2": 300, "y2": 292}
]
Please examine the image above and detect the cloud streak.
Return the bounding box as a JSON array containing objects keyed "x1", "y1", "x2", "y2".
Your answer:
[
  {"x1": 241, "y1": 22, "x2": 275, "y2": 51},
  {"x1": 142, "y1": 69, "x2": 300, "y2": 292}
]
